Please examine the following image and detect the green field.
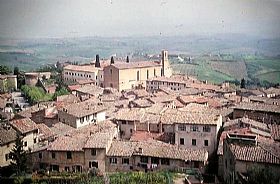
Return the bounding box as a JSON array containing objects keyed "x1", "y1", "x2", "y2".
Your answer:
[{"x1": 171, "y1": 56, "x2": 280, "y2": 85}]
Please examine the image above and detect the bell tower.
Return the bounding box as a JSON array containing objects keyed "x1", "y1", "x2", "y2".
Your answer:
[{"x1": 161, "y1": 50, "x2": 172, "y2": 77}]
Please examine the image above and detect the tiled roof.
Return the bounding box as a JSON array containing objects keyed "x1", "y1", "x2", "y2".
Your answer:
[
  {"x1": 37, "y1": 123, "x2": 54, "y2": 140},
  {"x1": 107, "y1": 140, "x2": 208, "y2": 162},
  {"x1": 233, "y1": 102, "x2": 280, "y2": 113},
  {"x1": 161, "y1": 110, "x2": 220, "y2": 125},
  {"x1": 75, "y1": 85, "x2": 103, "y2": 96},
  {"x1": 230, "y1": 143, "x2": 280, "y2": 164},
  {"x1": 114, "y1": 108, "x2": 145, "y2": 121},
  {"x1": 0, "y1": 123, "x2": 17, "y2": 145},
  {"x1": 64, "y1": 64, "x2": 100, "y2": 73},
  {"x1": 111, "y1": 61, "x2": 161, "y2": 70},
  {"x1": 271, "y1": 124, "x2": 280, "y2": 141},
  {"x1": 48, "y1": 120, "x2": 117, "y2": 151},
  {"x1": 10, "y1": 118, "x2": 38, "y2": 134},
  {"x1": 50, "y1": 122, "x2": 75, "y2": 137},
  {"x1": 59, "y1": 99, "x2": 106, "y2": 118}
]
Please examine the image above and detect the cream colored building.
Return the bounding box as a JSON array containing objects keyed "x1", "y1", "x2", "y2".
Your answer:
[
  {"x1": 63, "y1": 65, "x2": 104, "y2": 86},
  {"x1": 58, "y1": 100, "x2": 106, "y2": 128},
  {"x1": 161, "y1": 110, "x2": 222, "y2": 155},
  {"x1": 103, "y1": 50, "x2": 172, "y2": 91}
]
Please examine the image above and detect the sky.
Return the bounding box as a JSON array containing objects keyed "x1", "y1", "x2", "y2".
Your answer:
[{"x1": 0, "y1": 0, "x2": 280, "y2": 39}]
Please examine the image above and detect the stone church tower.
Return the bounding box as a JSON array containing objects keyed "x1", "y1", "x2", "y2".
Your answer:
[{"x1": 161, "y1": 50, "x2": 172, "y2": 77}]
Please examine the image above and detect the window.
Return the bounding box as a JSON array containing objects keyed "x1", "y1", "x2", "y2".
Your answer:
[
  {"x1": 89, "y1": 161, "x2": 98, "y2": 168},
  {"x1": 140, "y1": 156, "x2": 148, "y2": 163},
  {"x1": 204, "y1": 140, "x2": 209, "y2": 146},
  {"x1": 39, "y1": 153, "x2": 42, "y2": 159},
  {"x1": 192, "y1": 139, "x2": 197, "y2": 146},
  {"x1": 203, "y1": 126, "x2": 211, "y2": 132},
  {"x1": 161, "y1": 158, "x2": 170, "y2": 165},
  {"x1": 91, "y1": 149, "x2": 97, "y2": 156},
  {"x1": 34, "y1": 138, "x2": 37, "y2": 144},
  {"x1": 122, "y1": 158, "x2": 129, "y2": 165},
  {"x1": 178, "y1": 125, "x2": 186, "y2": 131},
  {"x1": 110, "y1": 157, "x2": 117, "y2": 164},
  {"x1": 5, "y1": 154, "x2": 10, "y2": 161},
  {"x1": 190, "y1": 125, "x2": 199, "y2": 132},
  {"x1": 67, "y1": 151, "x2": 72, "y2": 159},
  {"x1": 180, "y1": 138, "x2": 185, "y2": 145},
  {"x1": 110, "y1": 83, "x2": 113, "y2": 88},
  {"x1": 65, "y1": 166, "x2": 70, "y2": 172},
  {"x1": 137, "y1": 71, "x2": 140, "y2": 81},
  {"x1": 147, "y1": 70, "x2": 149, "y2": 79},
  {"x1": 24, "y1": 141, "x2": 27, "y2": 147},
  {"x1": 52, "y1": 152, "x2": 56, "y2": 159},
  {"x1": 154, "y1": 69, "x2": 156, "y2": 76},
  {"x1": 110, "y1": 69, "x2": 112, "y2": 74}
]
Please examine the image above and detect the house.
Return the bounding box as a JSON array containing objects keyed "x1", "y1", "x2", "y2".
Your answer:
[
  {"x1": 58, "y1": 100, "x2": 106, "y2": 128},
  {"x1": 9, "y1": 117, "x2": 39, "y2": 151},
  {"x1": 30, "y1": 120, "x2": 118, "y2": 173},
  {"x1": 161, "y1": 110, "x2": 222, "y2": 155},
  {"x1": 223, "y1": 133, "x2": 280, "y2": 184},
  {"x1": 233, "y1": 102, "x2": 280, "y2": 124},
  {"x1": 0, "y1": 123, "x2": 17, "y2": 167},
  {"x1": 106, "y1": 139, "x2": 208, "y2": 172}
]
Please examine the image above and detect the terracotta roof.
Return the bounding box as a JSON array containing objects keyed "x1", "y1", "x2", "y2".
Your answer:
[
  {"x1": 47, "y1": 120, "x2": 117, "y2": 151},
  {"x1": 59, "y1": 99, "x2": 106, "y2": 118},
  {"x1": 75, "y1": 84, "x2": 103, "y2": 96},
  {"x1": 37, "y1": 123, "x2": 54, "y2": 140},
  {"x1": 161, "y1": 110, "x2": 220, "y2": 125},
  {"x1": 233, "y1": 102, "x2": 280, "y2": 113},
  {"x1": 107, "y1": 140, "x2": 208, "y2": 162},
  {"x1": 271, "y1": 124, "x2": 280, "y2": 141},
  {"x1": 114, "y1": 108, "x2": 145, "y2": 121},
  {"x1": 64, "y1": 64, "x2": 100, "y2": 73},
  {"x1": 10, "y1": 118, "x2": 38, "y2": 134},
  {"x1": 0, "y1": 123, "x2": 17, "y2": 145},
  {"x1": 110, "y1": 61, "x2": 161, "y2": 70},
  {"x1": 230, "y1": 143, "x2": 280, "y2": 165}
]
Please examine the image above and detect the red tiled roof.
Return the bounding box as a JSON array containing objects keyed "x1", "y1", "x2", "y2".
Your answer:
[{"x1": 10, "y1": 118, "x2": 38, "y2": 134}]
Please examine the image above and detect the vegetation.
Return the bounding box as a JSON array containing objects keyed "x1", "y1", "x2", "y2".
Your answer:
[
  {"x1": 21, "y1": 85, "x2": 53, "y2": 104},
  {"x1": 247, "y1": 166, "x2": 280, "y2": 184},
  {"x1": 0, "y1": 64, "x2": 11, "y2": 74},
  {"x1": 53, "y1": 87, "x2": 70, "y2": 100},
  {"x1": 10, "y1": 134, "x2": 28, "y2": 176},
  {"x1": 108, "y1": 171, "x2": 173, "y2": 184}
]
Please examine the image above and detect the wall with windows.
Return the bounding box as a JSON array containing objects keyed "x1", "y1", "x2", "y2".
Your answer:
[
  {"x1": 58, "y1": 110, "x2": 106, "y2": 128},
  {"x1": 174, "y1": 121, "x2": 221, "y2": 154}
]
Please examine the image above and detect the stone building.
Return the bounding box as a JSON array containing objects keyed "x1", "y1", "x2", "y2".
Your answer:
[
  {"x1": 103, "y1": 50, "x2": 172, "y2": 91},
  {"x1": 223, "y1": 133, "x2": 280, "y2": 184},
  {"x1": 161, "y1": 110, "x2": 222, "y2": 155},
  {"x1": 106, "y1": 139, "x2": 208, "y2": 172},
  {"x1": 233, "y1": 102, "x2": 280, "y2": 124}
]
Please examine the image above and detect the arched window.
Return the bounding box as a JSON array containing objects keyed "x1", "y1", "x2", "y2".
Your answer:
[{"x1": 147, "y1": 70, "x2": 149, "y2": 79}]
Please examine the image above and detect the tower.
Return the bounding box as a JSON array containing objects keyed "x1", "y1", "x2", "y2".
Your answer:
[{"x1": 161, "y1": 50, "x2": 172, "y2": 77}]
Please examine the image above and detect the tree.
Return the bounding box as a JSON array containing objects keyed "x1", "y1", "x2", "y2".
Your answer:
[
  {"x1": 0, "y1": 65, "x2": 11, "y2": 75},
  {"x1": 126, "y1": 56, "x2": 129, "y2": 63},
  {"x1": 247, "y1": 166, "x2": 280, "y2": 184},
  {"x1": 9, "y1": 134, "x2": 28, "y2": 176},
  {"x1": 53, "y1": 87, "x2": 70, "y2": 100},
  {"x1": 240, "y1": 78, "x2": 246, "y2": 88},
  {"x1": 14, "y1": 67, "x2": 20, "y2": 76}
]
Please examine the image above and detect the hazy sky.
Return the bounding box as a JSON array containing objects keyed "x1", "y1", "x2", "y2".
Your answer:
[{"x1": 0, "y1": 0, "x2": 280, "y2": 38}]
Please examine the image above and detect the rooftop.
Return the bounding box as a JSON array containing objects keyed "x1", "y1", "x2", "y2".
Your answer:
[
  {"x1": 64, "y1": 64, "x2": 100, "y2": 73},
  {"x1": 0, "y1": 123, "x2": 17, "y2": 145},
  {"x1": 10, "y1": 117, "x2": 38, "y2": 134},
  {"x1": 110, "y1": 61, "x2": 161, "y2": 70},
  {"x1": 60, "y1": 99, "x2": 106, "y2": 118},
  {"x1": 233, "y1": 102, "x2": 280, "y2": 113}
]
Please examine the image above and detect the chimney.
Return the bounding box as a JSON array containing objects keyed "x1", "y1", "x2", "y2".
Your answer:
[
  {"x1": 126, "y1": 56, "x2": 129, "y2": 63},
  {"x1": 110, "y1": 56, "x2": 114, "y2": 64},
  {"x1": 95, "y1": 54, "x2": 100, "y2": 67}
]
